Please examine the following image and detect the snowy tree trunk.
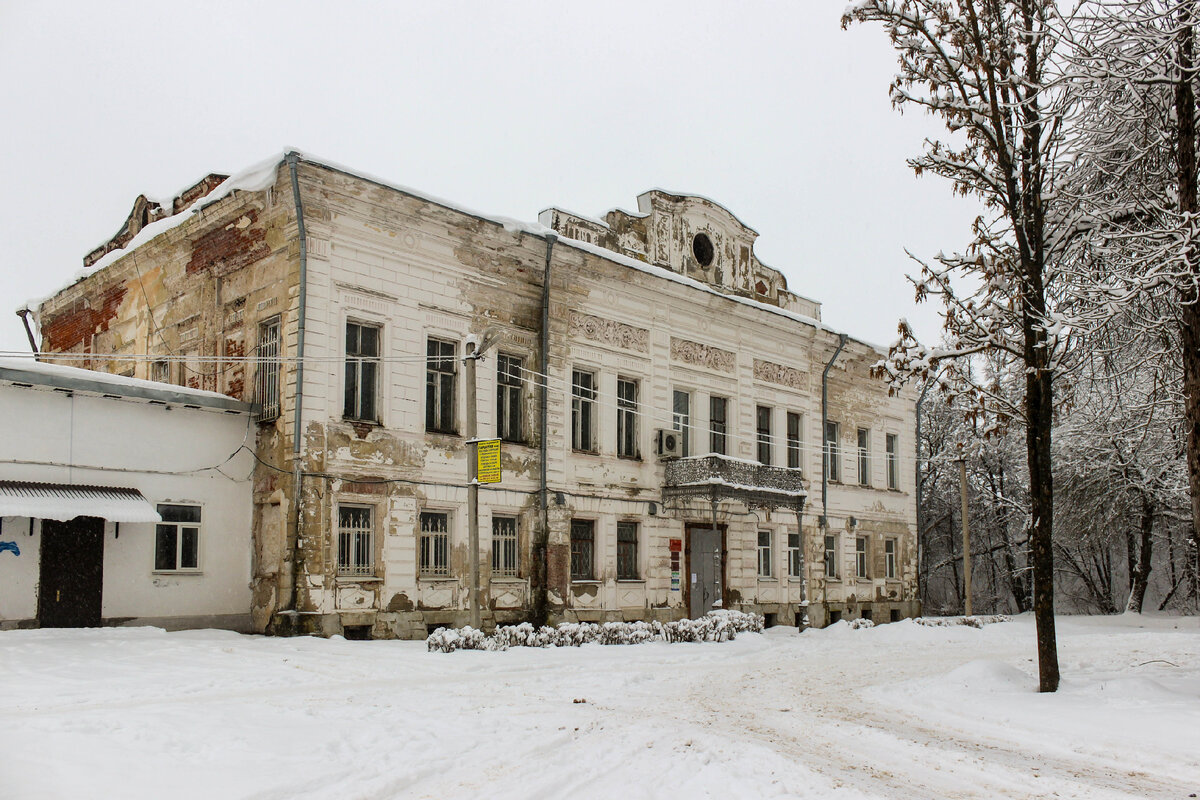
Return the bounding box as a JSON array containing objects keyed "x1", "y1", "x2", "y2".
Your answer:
[{"x1": 1125, "y1": 494, "x2": 1155, "y2": 612}]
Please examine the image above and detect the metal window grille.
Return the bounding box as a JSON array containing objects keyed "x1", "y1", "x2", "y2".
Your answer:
[
  {"x1": 824, "y1": 534, "x2": 837, "y2": 578},
  {"x1": 787, "y1": 412, "x2": 801, "y2": 469},
  {"x1": 492, "y1": 516, "x2": 518, "y2": 577},
  {"x1": 858, "y1": 428, "x2": 870, "y2": 486},
  {"x1": 572, "y1": 370, "x2": 596, "y2": 452},
  {"x1": 420, "y1": 512, "x2": 450, "y2": 577},
  {"x1": 496, "y1": 354, "x2": 523, "y2": 442},
  {"x1": 757, "y1": 530, "x2": 773, "y2": 577},
  {"x1": 824, "y1": 421, "x2": 840, "y2": 482},
  {"x1": 856, "y1": 536, "x2": 868, "y2": 578},
  {"x1": 672, "y1": 390, "x2": 690, "y2": 456},
  {"x1": 344, "y1": 322, "x2": 380, "y2": 421},
  {"x1": 617, "y1": 378, "x2": 638, "y2": 458},
  {"x1": 886, "y1": 433, "x2": 899, "y2": 490},
  {"x1": 570, "y1": 519, "x2": 594, "y2": 580},
  {"x1": 155, "y1": 504, "x2": 201, "y2": 571},
  {"x1": 756, "y1": 406, "x2": 772, "y2": 465},
  {"x1": 337, "y1": 505, "x2": 374, "y2": 576},
  {"x1": 426, "y1": 338, "x2": 457, "y2": 433},
  {"x1": 710, "y1": 396, "x2": 728, "y2": 455},
  {"x1": 256, "y1": 318, "x2": 281, "y2": 421},
  {"x1": 788, "y1": 532, "x2": 802, "y2": 577},
  {"x1": 885, "y1": 538, "x2": 897, "y2": 578},
  {"x1": 617, "y1": 521, "x2": 638, "y2": 580}
]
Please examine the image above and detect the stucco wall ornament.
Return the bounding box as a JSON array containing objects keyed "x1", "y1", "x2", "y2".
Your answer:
[
  {"x1": 670, "y1": 337, "x2": 736, "y2": 373},
  {"x1": 569, "y1": 311, "x2": 649, "y2": 353},
  {"x1": 754, "y1": 359, "x2": 806, "y2": 390}
]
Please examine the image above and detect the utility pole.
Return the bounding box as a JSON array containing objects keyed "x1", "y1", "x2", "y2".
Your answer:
[
  {"x1": 464, "y1": 328, "x2": 498, "y2": 630},
  {"x1": 955, "y1": 457, "x2": 972, "y2": 616}
]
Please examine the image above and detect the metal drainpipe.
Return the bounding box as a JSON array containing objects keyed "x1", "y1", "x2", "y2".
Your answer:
[
  {"x1": 16, "y1": 309, "x2": 39, "y2": 357},
  {"x1": 286, "y1": 152, "x2": 309, "y2": 618},
  {"x1": 534, "y1": 232, "x2": 556, "y2": 626},
  {"x1": 821, "y1": 334, "x2": 848, "y2": 527}
]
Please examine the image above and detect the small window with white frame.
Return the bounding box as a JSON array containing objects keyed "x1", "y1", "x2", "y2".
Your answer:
[
  {"x1": 787, "y1": 532, "x2": 802, "y2": 578},
  {"x1": 710, "y1": 395, "x2": 728, "y2": 455},
  {"x1": 337, "y1": 504, "x2": 374, "y2": 577},
  {"x1": 616, "y1": 377, "x2": 639, "y2": 459},
  {"x1": 787, "y1": 411, "x2": 802, "y2": 469},
  {"x1": 344, "y1": 321, "x2": 381, "y2": 422},
  {"x1": 858, "y1": 427, "x2": 870, "y2": 486},
  {"x1": 824, "y1": 534, "x2": 838, "y2": 578},
  {"x1": 492, "y1": 515, "x2": 518, "y2": 577},
  {"x1": 496, "y1": 353, "x2": 523, "y2": 443},
  {"x1": 885, "y1": 538, "x2": 897, "y2": 579},
  {"x1": 155, "y1": 504, "x2": 201, "y2": 571},
  {"x1": 420, "y1": 511, "x2": 451, "y2": 577},
  {"x1": 572, "y1": 369, "x2": 597, "y2": 452},
  {"x1": 824, "y1": 421, "x2": 841, "y2": 482},
  {"x1": 757, "y1": 406, "x2": 772, "y2": 465},
  {"x1": 426, "y1": 338, "x2": 458, "y2": 434},
  {"x1": 673, "y1": 389, "x2": 691, "y2": 456},
  {"x1": 886, "y1": 433, "x2": 899, "y2": 490},
  {"x1": 856, "y1": 536, "x2": 868, "y2": 578},
  {"x1": 757, "y1": 530, "x2": 773, "y2": 578}
]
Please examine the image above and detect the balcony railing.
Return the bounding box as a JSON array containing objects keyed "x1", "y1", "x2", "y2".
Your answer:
[{"x1": 662, "y1": 454, "x2": 808, "y2": 511}]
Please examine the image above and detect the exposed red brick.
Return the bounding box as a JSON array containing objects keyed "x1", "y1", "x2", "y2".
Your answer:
[
  {"x1": 186, "y1": 209, "x2": 270, "y2": 277},
  {"x1": 41, "y1": 282, "x2": 129, "y2": 352}
]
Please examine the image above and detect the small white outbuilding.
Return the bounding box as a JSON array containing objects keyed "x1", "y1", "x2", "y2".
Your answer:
[{"x1": 0, "y1": 357, "x2": 255, "y2": 631}]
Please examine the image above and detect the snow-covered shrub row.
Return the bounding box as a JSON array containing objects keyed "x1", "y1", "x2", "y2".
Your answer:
[
  {"x1": 915, "y1": 615, "x2": 1011, "y2": 629},
  {"x1": 426, "y1": 610, "x2": 764, "y2": 653},
  {"x1": 848, "y1": 618, "x2": 876, "y2": 630}
]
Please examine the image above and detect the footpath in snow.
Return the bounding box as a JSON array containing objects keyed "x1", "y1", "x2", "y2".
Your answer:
[{"x1": 1, "y1": 613, "x2": 1197, "y2": 799}]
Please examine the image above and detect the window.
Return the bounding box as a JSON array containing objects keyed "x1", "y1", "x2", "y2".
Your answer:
[
  {"x1": 885, "y1": 538, "x2": 897, "y2": 579},
  {"x1": 337, "y1": 505, "x2": 374, "y2": 577},
  {"x1": 256, "y1": 317, "x2": 281, "y2": 421},
  {"x1": 856, "y1": 536, "x2": 868, "y2": 578},
  {"x1": 617, "y1": 521, "x2": 639, "y2": 580},
  {"x1": 617, "y1": 377, "x2": 639, "y2": 459},
  {"x1": 155, "y1": 504, "x2": 200, "y2": 571},
  {"x1": 570, "y1": 519, "x2": 595, "y2": 580},
  {"x1": 496, "y1": 354, "x2": 523, "y2": 443},
  {"x1": 858, "y1": 428, "x2": 870, "y2": 486},
  {"x1": 426, "y1": 338, "x2": 457, "y2": 433},
  {"x1": 420, "y1": 512, "x2": 450, "y2": 577},
  {"x1": 710, "y1": 396, "x2": 728, "y2": 455},
  {"x1": 824, "y1": 421, "x2": 840, "y2": 482},
  {"x1": 787, "y1": 412, "x2": 802, "y2": 469},
  {"x1": 344, "y1": 321, "x2": 380, "y2": 421},
  {"x1": 492, "y1": 516, "x2": 518, "y2": 577},
  {"x1": 886, "y1": 433, "x2": 899, "y2": 490},
  {"x1": 824, "y1": 534, "x2": 837, "y2": 578},
  {"x1": 787, "y1": 532, "x2": 802, "y2": 578},
  {"x1": 757, "y1": 405, "x2": 772, "y2": 465},
  {"x1": 672, "y1": 390, "x2": 691, "y2": 456},
  {"x1": 757, "y1": 531, "x2": 773, "y2": 577},
  {"x1": 151, "y1": 359, "x2": 170, "y2": 385},
  {"x1": 572, "y1": 370, "x2": 597, "y2": 451}
]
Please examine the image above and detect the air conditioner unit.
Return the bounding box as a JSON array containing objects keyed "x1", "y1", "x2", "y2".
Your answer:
[{"x1": 656, "y1": 428, "x2": 683, "y2": 459}]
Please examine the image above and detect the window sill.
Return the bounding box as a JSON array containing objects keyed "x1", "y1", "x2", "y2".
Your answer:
[
  {"x1": 418, "y1": 576, "x2": 456, "y2": 583},
  {"x1": 336, "y1": 574, "x2": 381, "y2": 583},
  {"x1": 426, "y1": 429, "x2": 460, "y2": 438},
  {"x1": 615, "y1": 578, "x2": 645, "y2": 584},
  {"x1": 490, "y1": 575, "x2": 525, "y2": 583},
  {"x1": 571, "y1": 449, "x2": 601, "y2": 457},
  {"x1": 570, "y1": 579, "x2": 601, "y2": 585},
  {"x1": 152, "y1": 570, "x2": 203, "y2": 576},
  {"x1": 617, "y1": 454, "x2": 642, "y2": 462},
  {"x1": 342, "y1": 417, "x2": 381, "y2": 427},
  {"x1": 787, "y1": 577, "x2": 805, "y2": 583}
]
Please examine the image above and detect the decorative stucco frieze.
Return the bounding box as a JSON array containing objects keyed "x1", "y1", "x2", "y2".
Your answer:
[
  {"x1": 569, "y1": 311, "x2": 649, "y2": 353},
  {"x1": 670, "y1": 337, "x2": 736, "y2": 373},
  {"x1": 753, "y1": 358, "x2": 806, "y2": 390}
]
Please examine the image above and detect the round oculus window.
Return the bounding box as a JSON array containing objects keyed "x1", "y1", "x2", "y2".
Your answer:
[{"x1": 692, "y1": 233, "x2": 715, "y2": 267}]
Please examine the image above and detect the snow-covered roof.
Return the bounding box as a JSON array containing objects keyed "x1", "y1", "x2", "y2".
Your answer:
[{"x1": 0, "y1": 481, "x2": 161, "y2": 523}]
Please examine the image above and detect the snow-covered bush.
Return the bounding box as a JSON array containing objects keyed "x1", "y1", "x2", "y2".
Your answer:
[
  {"x1": 915, "y1": 615, "x2": 1011, "y2": 629},
  {"x1": 426, "y1": 610, "x2": 763, "y2": 652},
  {"x1": 849, "y1": 617, "x2": 876, "y2": 630}
]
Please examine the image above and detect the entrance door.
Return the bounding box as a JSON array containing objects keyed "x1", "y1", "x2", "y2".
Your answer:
[
  {"x1": 38, "y1": 517, "x2": 104, "y2": 627},
  {"x1": 687, "y1": 523, "x2": 725, "y2": 618}
]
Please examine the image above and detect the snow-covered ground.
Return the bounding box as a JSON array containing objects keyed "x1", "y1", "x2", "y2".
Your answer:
[{"x1": 2, "y1": 615, "x2": 1197, "y2": 799}]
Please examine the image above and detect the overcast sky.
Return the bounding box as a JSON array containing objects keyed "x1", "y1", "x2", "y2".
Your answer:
[{"x1": 0, "y1": 1, "x2": 979, "y2": 356}]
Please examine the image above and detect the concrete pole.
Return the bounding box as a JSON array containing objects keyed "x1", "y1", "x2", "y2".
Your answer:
[
  {"x1": 465, "y1": 340, "x2": 481, "y2": 629},
  {"x1": 957, "y1": 457, "x2": 972, "y2": 617}
]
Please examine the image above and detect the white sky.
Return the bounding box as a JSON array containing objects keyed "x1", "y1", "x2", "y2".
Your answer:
[{"x1": 0, "y1": 0, "x2": 979, "y2": 355}]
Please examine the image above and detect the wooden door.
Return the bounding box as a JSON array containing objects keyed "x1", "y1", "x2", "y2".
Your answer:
[{"x1": 37, "y1": 517, "x2": 104, "y2": 627}]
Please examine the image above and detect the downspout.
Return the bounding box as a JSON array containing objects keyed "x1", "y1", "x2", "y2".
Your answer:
[
  {"x1": 286, "y1": 152, "x2": 309, "y2": 617},
  {"x1": 16, "y1": 309, "x2": 39, "y2": 357},
  {"x1": 533, "y1": 232, "x2": 556, "y2": 626},
  {"x1": 821, "y1": 333, "x2": 848, "y2": 527}
]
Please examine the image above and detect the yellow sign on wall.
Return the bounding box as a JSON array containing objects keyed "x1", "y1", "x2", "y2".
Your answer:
[{"x1": 476, "y1": 439, "x2": 502, "y2": 484}]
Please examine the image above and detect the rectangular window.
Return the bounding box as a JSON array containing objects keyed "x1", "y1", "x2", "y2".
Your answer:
[
  {"x1": 824, "y1": 534, "x2": 837, "y2": 578},
  {"x1": 426, "y1": 338, "x2": 457, "y2": 434},
  {"x1": 787, "y1": 532, "x2": 802, "y2": 578},
  {"x1": 672, "y1": 390, "x2": 691, "y2": 456},
  {"x1": 572, "y1": 370, "x2": 597, "y2": 452},
  {"x1": 337, "y1": 504, "x2": 374, "y2": 577},
  {"x1": 256, "y1": 317, "x2": 281, "y2": 421},
  {"x1": 787, "y1": 411, "x2": 802, "y2": 469},
  {"x1": 617, "y1": 521, "x2": 639, "y2": 580},
  {"x1": 709, "y1": 396, "x2": 728, "y2": 455},
  {"x1": 344, "y1": 321, "x2": 380, "y2": 421},
  {"x1": 856, "y1": 536, "x2": 868, "y2": 578},
  {"x1": 492, "y1": 515, "x2": 518, "y2": 577},
  {"x1": 419, "y1": 512, "x2": 450, "y2": 577},
  {"x1": 617, "y1": 377, "x2": 639, "y2": 459},
  {"x1": 885, "y1": 538, "x2": 897, "y2": 579},
  {"x1": 151, "y1": 359, "x2": 170, "y2": 385},
  {"x1": 570, "y1": 519, "x2": 595, "y2": 581},
  {"x1": 886, "y1": 433, "x2": 899, "y2": 490},
  {"x1": 757, "y1": 530, "x2": 773, "y2": 578},
  {"x1": 858, "y1": 427, "x2": 870, "y2": 486},
  {"x1": 154, "y1": 504, "x2": 201, "y2": 571},
  {"x1": 496, "y1": 353, "x2": 523, "y2": 443},
  {"x1": 757, "y1": 405, "x2": 772, "y2": 465},
  {"x1": 824, "y1": 421, "x2": 840, "y2": 482}
]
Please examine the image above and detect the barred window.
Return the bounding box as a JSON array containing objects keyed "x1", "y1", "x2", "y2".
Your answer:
[
  {"x1": 344, "y1": 321, "x2": 380, "y2": 421},
  {"x1": 572, "y1": 370, "x2": 596, "y2": 452},
  {"x1": 492, "y1": 515, "x2": 518, "y2": 577},
  {"x1": 757, "y1": 530, "x2": 773, "y2": 578},
  {"x1": 710, "y1": 396, "x2": 728, "y2": 455},
  {"x1": 570, "y1": 519, "x2": 595, "y2": 581},
  {"x1": 787, "y1": 411, "x2": 802, "y2": 469},
  {"x1": 787, "y1": 532, "x2": 802, "y2": 578},
  {"x1": 426, "y1": 338, "x2": 457, "y2": 434},
  {"x1": 337, "y1": 505, "x2": 374, "y2": 577},
  {"x1": 496, "y1": 354, "x2": 523, "y2": 443},
  {"x1": 256, "y1": 317, "x2": 281, "y2": 421},
  {"x1": 617, "y1": 377, "x2": 639, "y2": 459},
  {"x1": 420, "y1": 512, "x2": 450, "y2": 577},
  {"x1": 617, "y1": 521, "x2": 638, "y2": 580},
  {"x1": 757, "y1": 406, "x2": 772, "y2": 466}
]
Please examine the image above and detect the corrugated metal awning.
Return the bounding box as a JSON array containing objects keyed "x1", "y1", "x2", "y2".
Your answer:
[{"x1": 0, "y1": 481, "x2": 161, "y2": 523}]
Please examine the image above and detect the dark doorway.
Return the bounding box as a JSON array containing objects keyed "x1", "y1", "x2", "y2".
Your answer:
[
  {"x1": 38, "y1": 516, "x2": 104, "y2": 627},
  {"x1": 685, "y1": 523, "x2": 726, "y2": 618}
]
